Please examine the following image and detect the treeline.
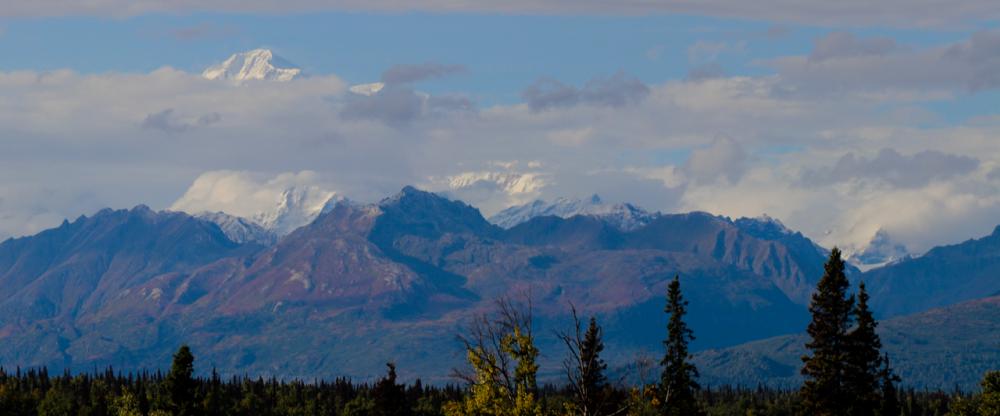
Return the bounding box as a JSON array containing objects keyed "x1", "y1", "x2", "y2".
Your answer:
[
  {"x1": 0, "y1": 249, "x2": 997, "y2": 415},
  {"x1": 0, "y1": 364, "x2": 991, "y2": 415}
]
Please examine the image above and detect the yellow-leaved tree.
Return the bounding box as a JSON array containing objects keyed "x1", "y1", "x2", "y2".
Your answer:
[{"x1": 445, "y1": 297, "x2": 543, "y2": 416}]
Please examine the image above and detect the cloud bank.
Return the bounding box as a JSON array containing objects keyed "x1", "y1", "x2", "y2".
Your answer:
[{"x1": 3, "y1": 30, "x2": 1000, "y2": 259}]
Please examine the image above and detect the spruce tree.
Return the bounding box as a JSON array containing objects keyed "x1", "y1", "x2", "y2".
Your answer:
[
  {"x1": 372, "y1": 363, "x2": 410, "y2": 416},
  {"x1": 877, "y1": 354, "x2": 901, "y2": 416},
  {"x1": 164, "y1": 345, "x2": 197, "y2": 416},
  {"x1": 847, "y1": 282, "x2": 884, "y2": 415},
  {"x1": 801, "y1": 247, "x2": 855, "y2": 416},
  {"x1": 560, "y1": 312, "x2": 610, "y2": 416},
  {"x1": 660, "y1": 275, "x2": 703, "y2": 416},
  {"x1": 579, "y1": 317, "x2": 608, "y2": 415}
]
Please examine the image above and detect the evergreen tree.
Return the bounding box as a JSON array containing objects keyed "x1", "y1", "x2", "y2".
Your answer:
[
  {"x1": 559, "y1": 310, "x2": 610, "y2": 416},
  {"x1": 877, "y1": 354, "x2": 901, "y2": 416},
  {"x1": 579, "y1": 317, "x2": 608, "y2": 415},
  {"x1": 372, "y1": 362, "x2": 411, "y2": 416},
  {"x1": 164, "y1": 345, "x2": 197, "y2": 416},
  {"x1": 801, "y1": 247, "x2": 855, "y2": 416},
  {"x1": 847, "y1": 282, "x2": 884, "y2": 415},
  {"x1": 660, "y1": 275, "x2": 703, "y2": 416}
]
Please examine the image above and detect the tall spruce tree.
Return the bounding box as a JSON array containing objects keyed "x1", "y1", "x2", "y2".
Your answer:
[
  {"x1": 660, "y1": 275, "x2": 703, "y2": 416},
  {"x1": 164, "y1": 345, "x2": 197, "y2": 416},
  {"x1": 579, "y1": 317, "x2": 608, "y2": 415},
  {"x1": 847, "y1": 282, "x2": 885, "y2": 415},
  {"x1": 801, "y1": 247, "x2": 855, "y2": 416}
]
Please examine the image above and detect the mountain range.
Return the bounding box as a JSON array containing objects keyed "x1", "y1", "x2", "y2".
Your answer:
[{"x1": 0, "y1": 186, "x2": 995, "y2": 387}]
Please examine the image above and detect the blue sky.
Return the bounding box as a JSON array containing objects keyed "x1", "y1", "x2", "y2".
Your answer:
[
  {"x1": 1, "y1": 2, "x2": 1000, "y2": 260},
  {"x1": 1, "y1": 13, "x2": 986, "y2": 105}
]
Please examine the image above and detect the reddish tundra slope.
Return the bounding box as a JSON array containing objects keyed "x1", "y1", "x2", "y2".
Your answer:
[{"x1": 0, "y1": 187, "x2": 990, "y2": 387}]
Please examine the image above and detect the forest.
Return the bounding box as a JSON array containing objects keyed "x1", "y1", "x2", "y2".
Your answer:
[{"x1": 0, "y1": 249, "x2": 996, "y2": 416}]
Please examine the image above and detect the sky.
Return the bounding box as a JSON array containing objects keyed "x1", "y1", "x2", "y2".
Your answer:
[{"x1": 1, "y1": 1, "x2": 1000, "y2": 256}]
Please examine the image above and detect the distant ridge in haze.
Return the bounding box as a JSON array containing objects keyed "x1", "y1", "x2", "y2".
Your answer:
[
  {"x1": 863, "y1": 224, "x2": 1000, "y2": 317},
  {"x1": 694, "y1": 295, "x2": 1000, "y2": 390}
]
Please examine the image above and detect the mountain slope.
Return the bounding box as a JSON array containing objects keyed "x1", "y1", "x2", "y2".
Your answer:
[
  {"x1": 0, "y1": 187, "x2": 880, "y2": 381},
  {"x1": 862, "y1": 226, "x2": 1000, "y2": 317},
  {"x1": 0, "y1": 206, "x2": 250, "y2": 321},
  {"x1": 694, "y1": 296, "x2": 1000, "y2": 390},
  {"x1": 195, "y1": 211, "x2": 277, "y2": 245}
]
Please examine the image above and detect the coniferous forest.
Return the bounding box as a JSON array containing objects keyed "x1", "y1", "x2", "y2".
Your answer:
[{"x1": 1, "y1": 250, "x2": 997, "y2": 415}]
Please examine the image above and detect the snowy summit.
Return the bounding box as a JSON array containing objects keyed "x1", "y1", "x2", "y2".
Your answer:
[
  {"x1": 489, "y1": 195, "x2": 658, "y2": 231},
  {"x1": 202, "y1": 49, "x2": 301, "y2": 83},
  {"x1": 848, "y1": 228, "x2": 912, "y2": 270}
]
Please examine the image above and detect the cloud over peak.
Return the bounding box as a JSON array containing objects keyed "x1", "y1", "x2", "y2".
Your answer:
[{"x1": 804, "y1": 148, "x2": 980, "y2": 188}]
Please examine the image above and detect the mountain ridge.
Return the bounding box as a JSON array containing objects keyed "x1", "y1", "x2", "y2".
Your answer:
[
  {"x1": 694, "y1": 295, "x2": 1000, "y2": 390},
  {"x1": 0, "y1": 186, "x2": 993, "y2": 388}
]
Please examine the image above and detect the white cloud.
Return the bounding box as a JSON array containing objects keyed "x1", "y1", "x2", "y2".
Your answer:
[
  {"x1": 765, "y1": 29, "x2": 1000, "y2": 95},
  {"x1": 3, "y1": 33, "x2": 1000, "y2": 258},
  {"x1": 683, "y1": 136, "x2": 748, "y2": 184},
  {"x1": 426, "y1": 169, "x2": 548, "y2": 215},
  {"x1": 169, "y1": 170, "x2": 336, "y2": 219},
  {"x1": 802, "y1": 148, "x2": 979, "y2": 188}
]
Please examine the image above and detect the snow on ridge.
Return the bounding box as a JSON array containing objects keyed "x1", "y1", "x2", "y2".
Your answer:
[
  {"x1": 202, "y1": 49, "x2": 301, "y2": 83},
  {"x1": 251, "y1": 186, "x2": 339, "y2": 237},
  {"x1": 444, "y1": 171, "x2": 547, "y2": 196},
  {"x1": 847, "y1": 228, "x2": 912, "y2": 271},
  {"x1": 189, "y1": 185, "x2": 340, "y2": 242},
  {"x1": 349, "y1": 82, "x2": 386, "y2": 96},
  {"x1": 195, "y1": 211, "x2": 277, "y2": 245},
  {"x1": 489, "y1": 195, "x2": 657, "y2": 231}
]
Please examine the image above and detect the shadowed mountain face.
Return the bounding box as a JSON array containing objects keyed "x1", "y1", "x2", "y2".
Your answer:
[
  {"x1": 862, "y1": 226, "x2": 1000, "y2": 317},
  {"x1": 694, "y1": 296, "x2": 1000, "y2": 390},
  {"x1": 0, "y1": 187, "x2": 985, "y2": 385},
  {"x1": 0, "y1": 206, "x2": 248, "y2": 323}
]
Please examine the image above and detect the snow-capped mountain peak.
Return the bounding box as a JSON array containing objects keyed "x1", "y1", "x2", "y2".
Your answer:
[
  {"x1": 202, "y1": 49, "x2": 301, "y2": 83},
  {"x1": 489, "y1": 195, "x2": 658, "y2": 231},
  {"x1": 251, "y1": 186, "x2": 339, "y2": 237},
  {"x1": 733, "y1": 214, "x2": 794, "y2": 239},
  {"x1": 848, "y1": 228, "x2": 912, "y2": 270}
]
